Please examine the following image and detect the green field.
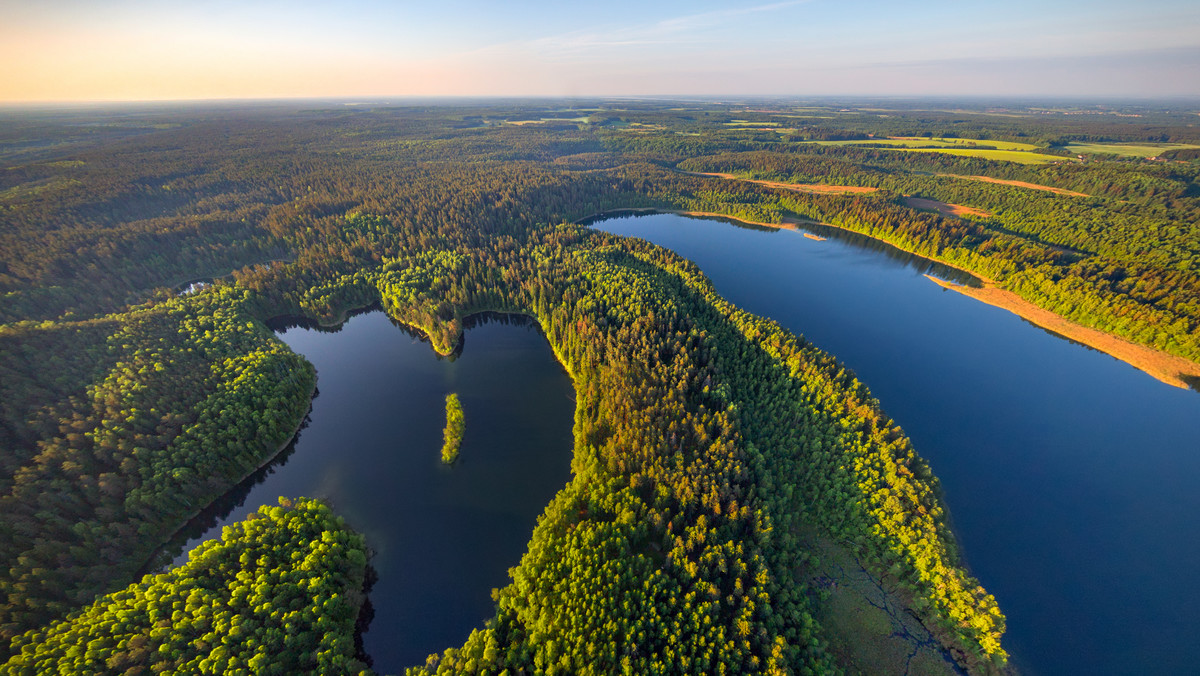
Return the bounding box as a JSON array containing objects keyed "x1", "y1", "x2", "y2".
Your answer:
[
  {"x1": 1065, "y1": 142, "x2": 1200, "y2": 158},
  {"x1": 803, "y1": 137, "x2": 1069, "y2": 164},
  {"x1": 816, "y1": 137, "x2": 1043, "y2": 151},
  {"x1": 889, "y1": 147, "x2": 1069, "y2": 164},
  {"x1": 722, "y1": 120, "x2": 811, "y2": 132},
  {"x1": 506, "y1": 116, "x2": 591, "y2": 125}
]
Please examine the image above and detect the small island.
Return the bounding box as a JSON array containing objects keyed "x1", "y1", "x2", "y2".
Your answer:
[{"x1": 441, "y1": 393, "x2": 464, "y2": 464}]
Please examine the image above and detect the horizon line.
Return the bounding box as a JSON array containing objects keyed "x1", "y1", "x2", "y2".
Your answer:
[{"x1": 4, "y1": 93, "x2": 1200, "y2": 107}]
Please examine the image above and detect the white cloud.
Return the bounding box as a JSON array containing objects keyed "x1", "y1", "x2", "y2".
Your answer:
[{"x1": 467, "y1": 0, "x2": 809, "y2": 60}]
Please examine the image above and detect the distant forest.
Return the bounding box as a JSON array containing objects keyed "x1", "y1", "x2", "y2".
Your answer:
[{"x1": 1, "y1": 99, "x2": 1197, "y2": 674}]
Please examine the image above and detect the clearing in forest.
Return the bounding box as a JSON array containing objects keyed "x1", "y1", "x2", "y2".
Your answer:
[
  {"x1": 889, "y1": 147, "x2": 1068, "y2": 164},
  {"x1": 903, "y1": 197, "x2": 991, "y2": 219},
  {"x1": 818, "y1": 137, "x2": 1042, "y2": 151},
  {"x1": 1064, "y1": 142, "x2": 1200, "y2": 158},
  {"x1": 809, "y1": 137, "x2": 1070, "y2": 164}
]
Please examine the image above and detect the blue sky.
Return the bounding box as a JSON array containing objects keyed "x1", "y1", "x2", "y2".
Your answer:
[{"x1": 2, "y1": 0, "x2": 1198, "y2": 100}]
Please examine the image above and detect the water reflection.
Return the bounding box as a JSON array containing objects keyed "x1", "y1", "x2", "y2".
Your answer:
[
  {"x1": 586, "y1": 210, "x2": 981, "y2": 286},
  {"x1": 264, "y1": 304, "x2": 382, "y2": 334},
  {"x1": 146, "y1": 310, "x2": 576, "y2": 672}
]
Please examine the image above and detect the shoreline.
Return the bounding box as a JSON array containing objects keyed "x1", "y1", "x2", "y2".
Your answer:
[
  {"x1": 582, "y1": 206, "x2": 984, "y2": 282},
  {"x1": 143, "y1": 304, "x2": 577, "y2": 570},
  {"x1": 145, "y1": 306, "x2": 542, "y2": 567},
  {"x1": 925, "y1": 275, "x2": 1200, "y2": 390},
  {"x1": 138, "y1": 377, "x2": 319, "y2": 576},
  {"x1": 583, "y1": 207, "x2": 1200, "y2": 391}
]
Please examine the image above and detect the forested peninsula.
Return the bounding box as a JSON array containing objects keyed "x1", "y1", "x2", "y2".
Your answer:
[{"x1": 2, "y1": 100, "x2": 1198, "y2": 674}]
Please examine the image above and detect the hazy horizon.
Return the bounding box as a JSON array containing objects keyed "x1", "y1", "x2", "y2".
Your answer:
[
  {"x1": 4, "y1": 94, "x2": 1200, "y2": 110},
  {"x1": 3, "y1": 0, "x2": 1199, "y2": 103}
]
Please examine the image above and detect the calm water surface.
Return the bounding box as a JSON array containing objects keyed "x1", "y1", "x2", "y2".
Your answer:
[
  {"x1": 594, "y1": 213, "x2": 1200, "y2": 676},
  {"x1": 168, "y1": 312, "x2": 575, "y2": 672}
]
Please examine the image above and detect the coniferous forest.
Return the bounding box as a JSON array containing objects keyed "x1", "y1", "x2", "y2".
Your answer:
[{"x1": 2, "y1": 99, "x2": 1198, "y2": 674}]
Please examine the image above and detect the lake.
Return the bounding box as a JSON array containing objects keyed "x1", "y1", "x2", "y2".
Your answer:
[
  {"x1": 165, "y1": 311, "x2": 576, "y2": 672},
  {"x1": 592, "y1": 213, "x2": 1200, "y2": 676}
]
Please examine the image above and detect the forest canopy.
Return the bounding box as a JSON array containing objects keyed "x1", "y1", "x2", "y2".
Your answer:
[{"x1": 2, "y1": 98, "x2": 1197, "y2": 674}]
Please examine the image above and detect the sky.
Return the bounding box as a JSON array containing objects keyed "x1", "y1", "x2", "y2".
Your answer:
[{"x1": 2, "y1": 0, "x2": 1198, "y2": 102}]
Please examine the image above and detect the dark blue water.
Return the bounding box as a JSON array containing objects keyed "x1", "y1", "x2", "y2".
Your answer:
[
  {"x1": 167, "y1": 312, "x2": 575, "y2": 672},
  {"x1": 593, "y1": 213, "x2": 1200, "y2": 676}
]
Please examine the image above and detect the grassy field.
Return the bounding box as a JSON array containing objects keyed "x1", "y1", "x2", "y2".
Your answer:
[
  {"x1": 1065, "y1": 142, "x2": 1200, "y2": 158},
  {"x1": 720, "y1": 120, "x2": 808, "y2": 135},
  {"x1": 802, "y1": 136, "x2": 1071, "y2": 164},
  {"x1": 506, "y1": 116, "x2": 591, "y2": 125},
  {"x1": 889, "y1": 147, "x2": 1069, "y2": 164},
  {"x1": 815, "y1": 137, "x2": 1043, "y2": 151}
]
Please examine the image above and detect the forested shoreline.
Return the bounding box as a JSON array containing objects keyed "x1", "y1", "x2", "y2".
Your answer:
[
  {"x1": 668, "y1": 152, "x2": 1200, "y2": 367},
  {"x1": 2, "y1": 99, "x2": 1197, "y2": 673}
]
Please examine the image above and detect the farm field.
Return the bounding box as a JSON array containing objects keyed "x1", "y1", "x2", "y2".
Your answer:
[
  {"x1": 805, "y1": 137, "x2": 1071, "y2": 164},
  {"x1": 888, "y1": 147, "x2": 1069, "y2": 164},
  {"x1": 1065, "y1": 142, "x2": 1200, "y2": 157},
  {"x1": 821, "y1": 137, "x2": 1043, "y2": 151},
  {"x1": 506, "y1": 116, "x2": 591, "y2": 125}
]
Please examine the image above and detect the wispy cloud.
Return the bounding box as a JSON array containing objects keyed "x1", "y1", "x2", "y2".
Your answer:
[
  {"x1": 480, "y1": 1, "x2": 810, "y2": 58},
  {"x1": 644, "y1": 1, "x2": 809, "y2": 38}
]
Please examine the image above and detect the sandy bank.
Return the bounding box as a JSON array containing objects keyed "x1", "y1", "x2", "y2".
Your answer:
[
  {"x1": 582, "y1": 207, "x2": 1200, "y2": 389},
  {"x1": 925, "y1": 275, "x2": 1200, "y2": 389}
]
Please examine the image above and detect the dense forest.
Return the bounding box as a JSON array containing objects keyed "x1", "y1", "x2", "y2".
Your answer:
[
  {"x1": 1, "y1": 99, "x2": 1197, "y2": 674},
  {"x1": 2, "y1": 498, "x2": 370, "y2": 674}
]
